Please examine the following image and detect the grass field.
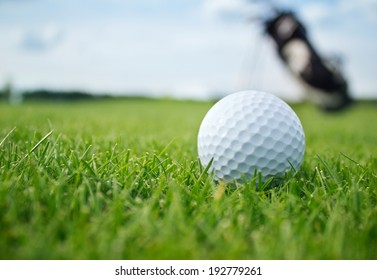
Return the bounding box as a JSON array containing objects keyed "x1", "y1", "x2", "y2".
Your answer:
[{"x1": 0, "y1": 98, "x2": 377, "y2": 259}]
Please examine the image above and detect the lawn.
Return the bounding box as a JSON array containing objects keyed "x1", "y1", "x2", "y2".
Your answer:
[{"x1": 0, "y1": 98, "x2": 376, "y2": 259}]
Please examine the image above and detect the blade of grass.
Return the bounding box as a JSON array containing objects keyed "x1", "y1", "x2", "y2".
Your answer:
[
  {"x1": 340, "y1": 152, "x2": 365, "y2": 170},
  {"x1": 30, "y1": 130, "x2": 54, "y2": 153},
  {"x1": 0, "y1": 127, "x2": 16, "y2": 147}
]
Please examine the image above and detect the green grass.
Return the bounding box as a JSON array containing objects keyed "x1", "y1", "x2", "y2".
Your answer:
[{"x1": 0, "y1": 99, "x2": 377, "y2": 259}]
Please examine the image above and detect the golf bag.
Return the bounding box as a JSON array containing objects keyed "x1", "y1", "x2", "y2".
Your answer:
[{"x1": 263, "y1": 11, "x2": 352, "y2": 111}]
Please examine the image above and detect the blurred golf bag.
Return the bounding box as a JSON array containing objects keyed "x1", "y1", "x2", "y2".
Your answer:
[{"x1": 261, "y1": 9, "x2": 353, "y2": 111}]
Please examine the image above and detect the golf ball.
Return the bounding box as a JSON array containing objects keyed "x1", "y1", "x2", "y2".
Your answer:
[{"x1": 197, "y1": 90, "x2": 305, "y2": 182}]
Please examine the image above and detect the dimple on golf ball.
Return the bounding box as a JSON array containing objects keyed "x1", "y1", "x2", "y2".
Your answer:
[{"x1": 197, "y1": 90, "x2": 305, "y2": 182}]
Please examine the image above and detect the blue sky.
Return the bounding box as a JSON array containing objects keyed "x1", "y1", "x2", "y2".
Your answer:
[{"x1": 1, "y1": 0, "x2": 376, "y2": 100}]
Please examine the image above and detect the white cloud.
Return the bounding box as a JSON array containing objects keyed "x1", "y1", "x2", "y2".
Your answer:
[
  {"x1": 343, "y1": 0, "x2": 377, "y2": 22},
  {"x1": 19, "y1": 24, "x2": 63, "y2": 51},
  {"x1": 299, "y1": 0, "x2": 377, "y2": 25},
  {"x1": 299, "y1": 3, "x2": 331, "y2": 25},
  {"x1": 339, "y1": 0, "x2": 377, "y2": 16},
  {"x1": 200, "y1": 0, "x2": 249, "y2": 21}
]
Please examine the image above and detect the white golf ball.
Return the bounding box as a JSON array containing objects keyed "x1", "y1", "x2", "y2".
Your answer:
[{"x1": 197, "y1": 90, "x2": 305, "y2": 182}]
